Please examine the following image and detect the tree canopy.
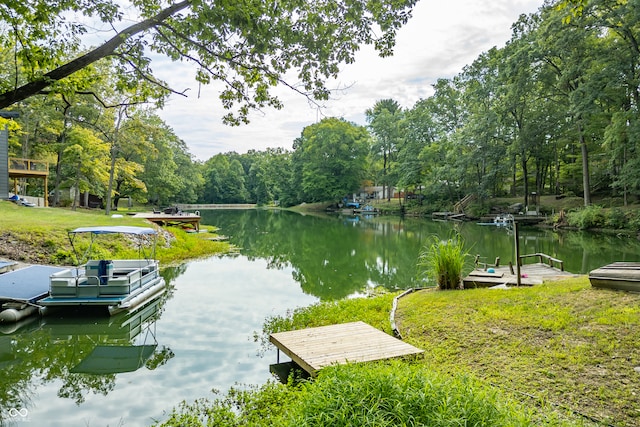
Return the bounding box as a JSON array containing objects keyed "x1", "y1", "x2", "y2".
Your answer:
[
  {"x1": 292, "y1": 118, "x2": 370, "y2": 203},
  {"x1": 0, "y1": 0, "x2": 417, "y2": 124},
  {"x1": 5, "y1": 0, "x2": 640, "y2": 215}
]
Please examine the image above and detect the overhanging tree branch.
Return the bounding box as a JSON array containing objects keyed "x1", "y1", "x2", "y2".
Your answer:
[{"x1": 0, "y1": 0, "x2": 191, "y2": 109}]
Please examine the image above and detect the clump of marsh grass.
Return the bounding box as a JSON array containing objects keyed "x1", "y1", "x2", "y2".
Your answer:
[{"x1": 418, "y1": 233, "x2": 470, "y2": 290}]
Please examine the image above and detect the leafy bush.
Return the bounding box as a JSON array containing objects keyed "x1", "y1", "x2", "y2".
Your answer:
[
  {"x1": 605, "y1": 207, "x2": 627, "y2": 230},
  {"x1": 628, "y1": 210, "x2": 640, "y2": 232},
  {"x1": 466, "y1": 202, "x2": 490, "y2": 217},
  {"x1": 418, "y1": 233, "x2": 470, "y2": 290},
  {"x1": 154, "y1": 382, "x2": 297, "y2": 427},
  {"x1": 52, "y1": 249, "x2": 75, "y2": 265},
  {"x1": 566, "y1": 205, "x2": 605, "y2": 229}
]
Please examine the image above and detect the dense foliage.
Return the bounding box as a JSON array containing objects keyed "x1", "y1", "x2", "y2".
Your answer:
[
  {"x1": 3, "y1": 0, "x2": 640, "y2": 216},
  {"x1": 199, "y1": 0, "x2": 640, "y2": 212},
  {"x1": 0, "y1": 0, "x2": 417, "y2": 121}
]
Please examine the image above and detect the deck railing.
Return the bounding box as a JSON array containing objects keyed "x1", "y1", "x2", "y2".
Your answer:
[
  {"x1": 8, "y1": 157, "x2": 49, "y2": 173},
  {"x1": 518, "y1": 253, "x2": 564, "y2": 271}
]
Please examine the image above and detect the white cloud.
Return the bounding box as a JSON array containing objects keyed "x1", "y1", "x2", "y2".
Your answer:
[{"x1": 154, "y1": 0, "x2": 543, "y2": 161}]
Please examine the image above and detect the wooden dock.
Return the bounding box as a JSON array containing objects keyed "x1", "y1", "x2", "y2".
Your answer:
[
  {"x1": 589, "y1": 262, "x2": 640, "y2": 292},
  {"x1": 464, "y1": 262, "x2": 576, "y2": 288},
  {"x1": 133, "y1": 212, "x2": 201, "y2": 231},
  {"x1": 269, "y1": 321, "x2": 424, "y2": 377}
]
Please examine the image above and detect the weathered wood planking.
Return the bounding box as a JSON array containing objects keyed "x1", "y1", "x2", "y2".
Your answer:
[
  {"x1": 463, "y1": 263, "x2": 577, "y2": 288},
  {"x1": 589, "y1": 262, "x2": 640, "y2": 292},
  {"x1": 269, "y1": 321, "x2": 423, "y2": 376},
  {"x1": 133, "y1": 212, "x2": 201, "y2": 231}
]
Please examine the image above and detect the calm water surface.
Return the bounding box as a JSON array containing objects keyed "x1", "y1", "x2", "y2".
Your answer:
[{"x1": 2, "y1": 210, "x2": 640, "y2": 426}]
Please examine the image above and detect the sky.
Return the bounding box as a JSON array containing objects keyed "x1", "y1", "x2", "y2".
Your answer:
[{"x1": 152, "y1": 0, "x2": 544, "y2": 161}]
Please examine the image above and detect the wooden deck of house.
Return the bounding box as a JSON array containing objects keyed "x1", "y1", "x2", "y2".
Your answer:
[{"x1": 269, "y1": 321, "x2": 424, "y2": 377}]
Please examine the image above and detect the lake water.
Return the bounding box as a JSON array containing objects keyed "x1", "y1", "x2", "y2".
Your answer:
[{"x1": 2, "y1": 210, "x2": 640, "y2": 426}]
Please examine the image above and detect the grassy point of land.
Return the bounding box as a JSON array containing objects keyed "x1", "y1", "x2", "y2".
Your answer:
[
  {"x1": 395, "y1": 277, "x2": 640, "y2": 426},
  {"x1": 0, "y1": 201, "x2": 231, "y2": 265}
]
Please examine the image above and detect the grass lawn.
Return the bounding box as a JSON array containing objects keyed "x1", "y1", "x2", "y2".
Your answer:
[
  {"x1": 0, "y1": 201, "x2": 231, "y2": 265},
  {"x1": 395, "y1": 277, "x2": 640, "y2": 426},
  {"x1": 257, "y1": 275, "x2": 639, "y2": 426}
]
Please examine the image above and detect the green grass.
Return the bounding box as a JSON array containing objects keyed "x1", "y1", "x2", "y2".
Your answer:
[
  {"x1": 166, "y1": 276, "x2": 633, "y2": 426},
  {"x1": 396, "y1": 278, "x2": 640, "y2": 426},
  {"x1": 0, "y1": 201, "x2": 231, "y2": 265},
  {"x1": 254, "y1": 277, "x2": 639, "y2": 426},
  {"x1": 156, "y1": 361, "x2": 576, "y2": 427}
]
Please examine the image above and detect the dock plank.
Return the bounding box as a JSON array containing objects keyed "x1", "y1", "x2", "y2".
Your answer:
[{"x1": 270, "y1": 321, "x2": 423, "y2": 376}]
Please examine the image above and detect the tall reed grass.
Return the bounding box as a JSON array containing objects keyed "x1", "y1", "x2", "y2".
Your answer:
[{"x1": 418, "y1": 233, "x2": 469, "y2": 290}]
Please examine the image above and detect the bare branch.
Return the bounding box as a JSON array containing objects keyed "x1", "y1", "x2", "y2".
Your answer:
[{"x1": 112, "y1": 52, "x2": 189, "y2": 98}]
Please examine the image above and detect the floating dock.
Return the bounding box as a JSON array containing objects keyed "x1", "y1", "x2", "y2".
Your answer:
[
  {"x1": 0, "y1": 265, "x2": 66, "y2": 303},
  {"x1": 0, "y1": 265, "x2": 67, "y2": 322},
  {"x1": 269, "y1": 321, "x2": 424, "y2": 377},
  {"x1": 589, "y1": 262, "x2": 640, "y2": 292}
]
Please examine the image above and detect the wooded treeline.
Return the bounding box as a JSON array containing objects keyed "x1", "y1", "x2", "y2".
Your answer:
[{"x1": 2, "y1": 0, "x2": 639, "y2": 211}]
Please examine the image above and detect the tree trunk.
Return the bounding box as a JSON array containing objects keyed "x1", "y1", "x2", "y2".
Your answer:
[
  {"x1": 578, "y1": 122, "x2": 591, "y2": 206},
  {"x1": 71, "y1": 163, "x2": 81, "y2": 211},
  {"x1": 555, "y1": 140, "x2": 560, "y2": 195},
  {"x1": 511, "y1": 153, "x2": 517, "y2": 197},
  {"x1": 521, "y1": 149, "x2": 529, "y2": 210},
  {"x1": 53, "y1": 151, "x2": 63, "y2": 207},
  {"x1": 106, "y1": 146, "x2": 117, "y2": 215},
  {"x1": 52, "y1": 104, "x2": 72, "y2": 207}
]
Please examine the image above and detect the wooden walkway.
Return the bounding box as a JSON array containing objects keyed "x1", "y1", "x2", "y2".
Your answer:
[{"x1": 269, "y1": 321, "x2": 424, "y2": 377}]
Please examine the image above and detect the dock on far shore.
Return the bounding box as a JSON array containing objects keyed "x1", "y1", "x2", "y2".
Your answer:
[{"x1": 133, "y1": 212, "x2": 201, "y2": 231}]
